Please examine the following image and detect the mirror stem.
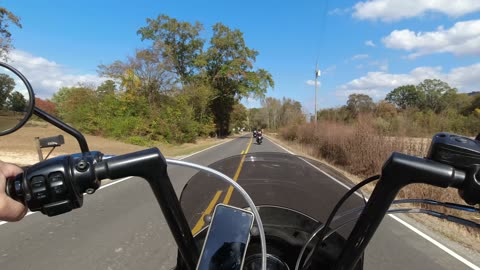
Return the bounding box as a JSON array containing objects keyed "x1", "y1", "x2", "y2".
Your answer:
[{"x1": 34, "y1": 107, "x2": 89, "y2": 153}]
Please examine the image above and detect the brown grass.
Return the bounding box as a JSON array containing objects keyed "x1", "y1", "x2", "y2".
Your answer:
[{"x1": 279, "y1": 116, "x2": 480, "y2": 251}]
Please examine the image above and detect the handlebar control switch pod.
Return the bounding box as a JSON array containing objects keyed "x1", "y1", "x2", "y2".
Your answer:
[
  {"x1": 6, "y1": 151, "x2": 104, "y2": 216},
  {"x1": 427, "y1": 132, "x2": 480, "y2": 170},
  {"x1": 427, "y1": 132, "x2": 480, "y2": 205}
]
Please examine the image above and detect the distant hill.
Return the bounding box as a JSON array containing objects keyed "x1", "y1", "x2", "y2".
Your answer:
[{"x1": 467, "y1": 91, "x2": 480, "y2": 96}]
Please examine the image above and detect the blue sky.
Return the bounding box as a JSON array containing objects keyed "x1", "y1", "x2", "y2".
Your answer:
[{"x1": 4, "y1": 0, "x2": 480, "y2": 115}]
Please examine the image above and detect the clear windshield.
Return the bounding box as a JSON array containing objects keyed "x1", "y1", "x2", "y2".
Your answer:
[{"x1": 180, "y1": 152, "x2": 367, "y2": 235}]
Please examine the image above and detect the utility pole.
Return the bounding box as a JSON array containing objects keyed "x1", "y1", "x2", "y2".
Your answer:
[{"x1": 314, "y1": 62, "x2": 321, "y2": 123}]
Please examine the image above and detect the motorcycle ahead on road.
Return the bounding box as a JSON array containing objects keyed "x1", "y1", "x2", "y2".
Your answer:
[
  {"x1": 1, "y1": 62, "x2": 479, "y2": 270},
  {"x1": 256, "y1": 131, "x2": 263, "y2": 145}
]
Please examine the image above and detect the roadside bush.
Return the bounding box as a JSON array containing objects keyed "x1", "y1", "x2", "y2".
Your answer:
[
  {"x1": 279, "y1": 117, "x2": 470, "y2": 220},
  {"x1": 280, "y1": 125, "x2": 298, "y2": 141}
]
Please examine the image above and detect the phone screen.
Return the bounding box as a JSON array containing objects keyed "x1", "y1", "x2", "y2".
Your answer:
[{"x1": 196, "y1": 204, "x2": 254, "y2": 270}]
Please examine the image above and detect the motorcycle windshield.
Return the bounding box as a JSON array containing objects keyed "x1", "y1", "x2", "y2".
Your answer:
[{"x1": 179, "y1": 152, "x2": 367, "y2": 236}]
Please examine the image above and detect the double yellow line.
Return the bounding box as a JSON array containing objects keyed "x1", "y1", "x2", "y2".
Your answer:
[{"x1": 191, "y1": 137, "x2": 253, "y2": 235}]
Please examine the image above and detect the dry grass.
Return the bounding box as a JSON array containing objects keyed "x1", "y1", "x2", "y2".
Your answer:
[
  {"x1": 0, "y1": 121, "x2": 231, "y2": 165},
  {"x1": 278, "y1": 117, "x2": 480, "y2": 251}
]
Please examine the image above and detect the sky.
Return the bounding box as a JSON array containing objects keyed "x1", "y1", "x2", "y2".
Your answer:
[{"x1": 3, "y1": 0, "x2": 480, "y2": 116}]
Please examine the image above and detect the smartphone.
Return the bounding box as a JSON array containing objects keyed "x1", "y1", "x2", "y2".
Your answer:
[{"x1": 196, "y1": 203, "x2": 255, "y2": 270}]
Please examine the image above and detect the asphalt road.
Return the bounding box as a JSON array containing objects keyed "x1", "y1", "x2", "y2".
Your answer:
[{"x1": 0, "y1": 135, "x2": 477, "y2": 270}]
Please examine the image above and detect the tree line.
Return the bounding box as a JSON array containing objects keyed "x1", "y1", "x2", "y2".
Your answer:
[
  {"x1": 34, "y1": 14, "x2": 274, "y2": 144},
  {"x1": 316, "y1": 79, "x2": 480, "y2": 137}
]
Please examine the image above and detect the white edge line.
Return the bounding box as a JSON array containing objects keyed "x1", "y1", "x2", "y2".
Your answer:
[
  {"x1": 267, "y1": 136, "x2": 479, "y2": 270},
  {"x1": 388, "y1": 214, "x2": 480, "y2": 270},
  {"x1": 0, "y1": 138, "x2": 232, "y2": 227},
  {"x1": 173, "y1": 139, "x2": 232, "y2": 160}
]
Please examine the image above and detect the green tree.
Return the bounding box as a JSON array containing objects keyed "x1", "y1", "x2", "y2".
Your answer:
[
  {"x1": 445, "y1": 93, "x2": 472, "y2": 113},
  {"x1": 0, "y1": 7, "x2": 21, "y2": 60},
  {"x1": 7, "y1": 91, "x2": 26, "y2": 112},
  {"x1": 463, "y1": 94, "x2": 480, "y2": 115},
  {"x1": 137, "y1": 14, "x2": 204, "y2": 83},
  {"x1": 385, "y1": 85, "x2": 423, "y2": 109},
  {"x1": 346, "y1": 93, "x2": 374, "y2": 116},
  {"x1": 203, "y1": 23, "x2": 274, "y2": 135},
  {"x1": 0, "y1": 73, "x2": 15, "y2": 109},
  {"x1": 182, "y1": 82, "x2": 213, "y2": 123},
  {"x1": 52, "y1": 86, "x2": 100, "y2": 132},
  {"x1": 417, "y1": 79, "x2": 457, "y2": 113},
  {"x1": 229, "y1": 102, "x2": 248, "y2": 132},
  {"x1": 249, "y1": 107, "x2": 267, "y2": 130},
  {"x1": 96, "y1": 80, "x2": 116, "y2": 97},
  {"x1": 279, "y1": 98, "x2": 305, "y2": 127}
]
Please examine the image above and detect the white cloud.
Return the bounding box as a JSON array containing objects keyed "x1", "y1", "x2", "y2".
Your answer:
[
  {"x1": 365, "y1": 40, "x2": 376, "y2": 47},
  {"x1": 8, "y1": 50, "x2": 104, "y2": 98},
  {"x1": 336, "y1": 63, "x2": 480, "y2": 98},
  {"x1": 306, "y1": 80, "x2": 321, "y2": 87},
  {"x1": 351, "y1": 54, "x2": 369, "y2": 60},
  {"x1": 382, "y1": 20, "x2": 480, "y2": 58},
  {"x1": 353, "y1": 0, "x2": 480, "y2": 22}
]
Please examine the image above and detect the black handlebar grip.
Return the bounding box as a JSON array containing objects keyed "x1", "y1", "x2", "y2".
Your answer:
[{"x1": 5, "y1": 173, "x2": 25, "y2": 202}]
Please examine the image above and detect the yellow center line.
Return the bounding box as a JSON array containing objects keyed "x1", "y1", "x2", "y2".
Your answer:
[
  {"x1": 191, "y1": 190, "x2": 223, "y2": 235},
  {"x1": 190, "y1": 136, "x2": 253, "y2": 234},
  {"x1": 223, "y1": 137, "x2": 253, "y2": 204}
]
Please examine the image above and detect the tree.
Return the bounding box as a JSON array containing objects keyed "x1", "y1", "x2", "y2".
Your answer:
[
  {"x1": 0, "y1": 7, "x2": 21, "y2": 60},
  {"x1": 137, "y1": 14, "x2": 204, "y2": 83},
  {"x1": 346, "y1": 93, "x2": 374, "y2": 116},
  {"x1": 375, "y1": 100, "x2": 397, "y2": 119},
  {"x1": 35, "y1": 97, "x2": 57, "y2": 115},
  {"x1": 0, "y1": 73, "x2": 15, "y2": 110},
  {"x1": 7, "y1": 91, "x2": 26, "y2": 112},
  {"x1": 229, "y1": 103, "x2": 248, "y2": 132},
  {"x1": 98, "y1": 49, "x2": 175, "y2": 105},
  {"x1": 96, "y1": 80, "x2": 116, "y2": 97},
  {"x1": 203, "y1": 23, "x2": 274, "y2": 135},
  {"x1": 279, "y1": 98, "x2": 305, "y2": 127},
  {"x1": 417, "y1": 79, "x2": 457, "y2": 113},
  {"x1": 261, "y1": 97, "x2": 282, "y2": 130},
  {"x1": 249, "y1": 107, "x2": 267, "y2": 130},
  {"x1": 385, "y1": 85, "x2": 423, "y2": 109}
]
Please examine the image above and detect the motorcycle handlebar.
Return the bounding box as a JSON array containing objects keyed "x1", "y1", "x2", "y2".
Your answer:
[
  {"x1": 5, "y1": 134, "x2": 480, "y2": 270},
  {"x1": 334, "y1": 152, "x2": 468, "y2": 270}
]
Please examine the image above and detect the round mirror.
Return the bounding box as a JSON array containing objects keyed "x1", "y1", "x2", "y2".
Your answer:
[{"x1": 0, "y1": 62, "x2": 35, "y2": 136}]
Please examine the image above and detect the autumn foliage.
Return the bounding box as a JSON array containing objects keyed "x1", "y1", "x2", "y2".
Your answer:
[{"x1": 35, "y1": 98, "x2": 57, "y2": 116}]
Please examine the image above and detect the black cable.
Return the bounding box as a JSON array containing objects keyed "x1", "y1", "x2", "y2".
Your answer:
[
  {"x1": 301, "y1": 174, "x2": 380, "y2": 270},
  {"x1": 393, "y1": 199, "x2": 479, "y2": 213},
  {"x1": 388, "y1": 208, "x2": 480, "y2": 228}
]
